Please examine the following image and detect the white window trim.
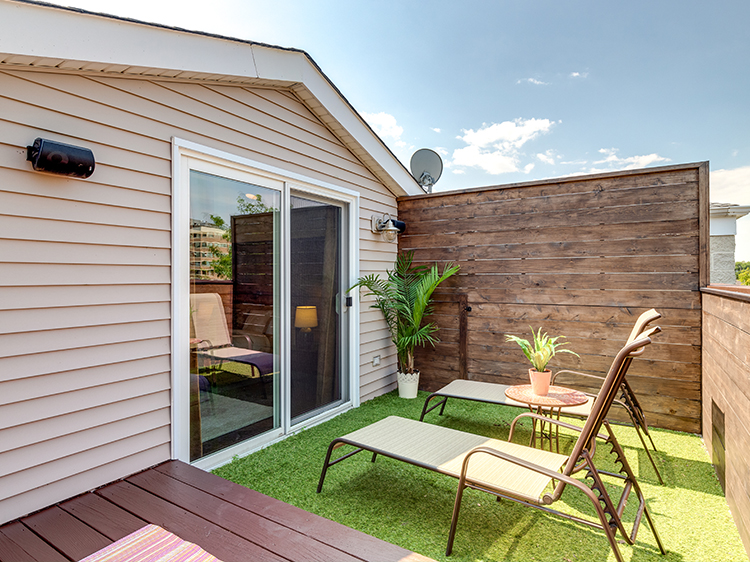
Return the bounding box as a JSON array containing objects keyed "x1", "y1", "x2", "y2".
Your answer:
[{"x1": 171, "y1": 138, "x2": 360, "y2": 469}]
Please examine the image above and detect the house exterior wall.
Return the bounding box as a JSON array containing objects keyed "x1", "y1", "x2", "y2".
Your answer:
[
  {"x1": 0, "y1": 67, "x2": 399, "y2": 523},
  {"x1": 702, "y1": 290, "x2": 750, "y2": 558}
]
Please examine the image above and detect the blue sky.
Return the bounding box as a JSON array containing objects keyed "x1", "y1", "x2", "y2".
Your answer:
[{"x1": 51, "y1": 0, "x2": 750, "y2": 259}]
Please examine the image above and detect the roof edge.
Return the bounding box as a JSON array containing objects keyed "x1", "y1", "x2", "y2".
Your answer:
[{"x1": 0, "y1": 0, "x2": 422, "y2": 197}]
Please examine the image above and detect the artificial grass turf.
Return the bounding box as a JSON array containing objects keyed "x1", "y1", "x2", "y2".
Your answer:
[{"x1": 213, "y1": 390, "x2": 747, "y2": 562}]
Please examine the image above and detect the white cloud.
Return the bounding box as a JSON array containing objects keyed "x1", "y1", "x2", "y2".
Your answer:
[
  {"x1": 431, "y1": 127, "x2": 441, "y2": 133},
  {"x1": 569, "y1": 71, "x2": 589, "y2": 78},
  {"x1": 516, "y1": 78, "x2": 549, "y2": 85},
  {"x1": 588, "y1": 148, "x2": 670, "y2": 172},
  {"x1": 361, "y1": 111, "x2": 403, "y2": 141},
  {"x1": 712, "y1": 166, "x2": 750, "y2": 261},
  {"x1": 360, "y1": 111, "x2": 415, "y2": 166},
  {"x1": 452, "y1": 169, "x2": 466, "y2": 175},
  {"x1": 523, "y1": 163, "x2": 535, "y2": 174},
  {"x1": 452, "y1": 145, "x2": 519, "y2": 174},
  {"x1": 537, "y1": 149, "x2": 557, "y2": 165},
  {"x1": 451, "y1": 118, "x2": 555, "y2": 175},
  {"x1": 711, "y1": 165, "x2": 750, "y2": 205}
]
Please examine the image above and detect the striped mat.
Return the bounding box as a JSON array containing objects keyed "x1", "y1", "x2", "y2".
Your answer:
[{"x1": 80, "y1": 524, "x2": 221, "y2": 562}]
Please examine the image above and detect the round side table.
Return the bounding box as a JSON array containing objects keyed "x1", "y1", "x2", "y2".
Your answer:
[{"x1": 505, "y1": 384, "x2": 588, "y2": 453}]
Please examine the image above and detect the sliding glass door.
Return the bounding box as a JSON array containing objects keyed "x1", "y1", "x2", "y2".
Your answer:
[
  {"x1": 289, "y1": 195, "x2": 346, "y2": 423},
  {"x1": 189, "y1": 170, "x2": 280, "y2": 461},
  {"x1": 179, "y1": 150, "x2": 354, "y2": 465}
]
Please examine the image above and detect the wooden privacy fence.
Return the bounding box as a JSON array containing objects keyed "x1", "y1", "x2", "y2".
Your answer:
[{"x1": 398, "y1": 162, "x2": 709, "y2": 433}]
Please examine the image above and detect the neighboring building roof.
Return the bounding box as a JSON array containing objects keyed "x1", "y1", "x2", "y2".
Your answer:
[
  {"x1": 0, "y1": 0, "x2": 423, "y2": 197},
  {"x1": 710, "y1": 202, "x2": 750, "y2": 218},
  {"x1": 709, "y1": 202, "x2": 750, "y2": 236}
]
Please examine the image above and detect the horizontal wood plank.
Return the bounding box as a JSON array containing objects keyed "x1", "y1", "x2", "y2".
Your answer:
[
  {"x1": 96, "y1": 480, "x2": 288, "y2": 562},
  {"x1": 22, "y1": 506, "x2": 110, "y2": 562},
  {"x1": 399, "y1": 164, "x2": 705, "y2": 431},
  {"x1": 59, "y1": 492, "x2": 146, "y2": 541},
  {"x1": 0, "y1": 522, "x2": 67, "y2": 562},
  {"x1": 154, "y1": 461, "x2": 421, "y2": 562}
]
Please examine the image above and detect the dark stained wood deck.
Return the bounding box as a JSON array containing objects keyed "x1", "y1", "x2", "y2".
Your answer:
[{"x1": 0, "y1": 461, "x2": 433, "y2": 562}]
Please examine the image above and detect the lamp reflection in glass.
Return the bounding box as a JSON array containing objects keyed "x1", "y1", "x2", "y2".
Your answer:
[{"x1": 295, "y1": 306, "x2": 318, "y2": 332}]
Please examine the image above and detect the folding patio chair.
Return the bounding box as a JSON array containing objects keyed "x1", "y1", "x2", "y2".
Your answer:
[
  {"x1": 190, "y1": 293, "x2": 275, "y2": 394},
  {"x1": 419, "y1": 308, "x2": 665, "y2": 484},
  {"x1": 318, "y1": 329, "x2": 666, "y2": 562}
]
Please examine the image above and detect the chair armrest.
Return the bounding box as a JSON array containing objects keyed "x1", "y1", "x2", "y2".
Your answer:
[
  {"x1": 232, "y1": 333, "x2": 253, "y2": 349},
  {"x1": 459, "y1": 445, "x2": 599, "y2": 506},
  {"x1": 508, "y1": 412, "x2": 607, "y2": 444}
]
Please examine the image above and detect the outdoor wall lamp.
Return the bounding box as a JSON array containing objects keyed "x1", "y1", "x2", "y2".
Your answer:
[
  {"x1": 26, "y1": 138, "x2": 95, "y2": 178},
  {"x1": 371, "y1": 213, "x2": 406, "y2": 243}
]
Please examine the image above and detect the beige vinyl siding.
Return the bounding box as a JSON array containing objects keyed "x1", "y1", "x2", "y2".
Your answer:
[{"x1": 0, "y1": 67, "x2": 399, "y2": 522}]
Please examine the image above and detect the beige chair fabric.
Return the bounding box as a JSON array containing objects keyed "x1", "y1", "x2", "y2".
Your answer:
[
  {"x1": 191, "y1": 293, "x2": 233, "y2": 348},
  {"x1": 190, "y1": 293, "x2": 272, "y2": 378}
]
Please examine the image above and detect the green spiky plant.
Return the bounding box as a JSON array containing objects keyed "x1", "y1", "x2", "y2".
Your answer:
[
  {"x1": 505, "y1": 327, "x2": 579, "y2": 372},
  {"x1": 349, "y1": 251, "x2": 459, "y2": 374}
]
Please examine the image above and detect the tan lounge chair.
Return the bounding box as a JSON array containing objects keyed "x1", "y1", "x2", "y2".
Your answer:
[
  {"x1": 317, "y1": 330, "x2": 666, "y2": 562},
  {"x1": 419, "y1": 308, "x2": 664, "y2": 484},
  {"x1": 190, "y1": 293, "x2": 275, "y2": 382}
]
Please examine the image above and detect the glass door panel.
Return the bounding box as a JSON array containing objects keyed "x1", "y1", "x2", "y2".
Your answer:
[
  {"x1": 290, "y1": 195, "x2": 345, "y2": 423},
  {"x1": 189, "y1": 170, "x2": 280, "y2": 461}
]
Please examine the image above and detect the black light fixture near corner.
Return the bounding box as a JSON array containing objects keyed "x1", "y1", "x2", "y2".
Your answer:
[
  {"x1": 26, "y1": 138, "x2": 95, "y2": 178},
  {"x1": 371, "y1": 213, "x2": 406, "y2": 243}
]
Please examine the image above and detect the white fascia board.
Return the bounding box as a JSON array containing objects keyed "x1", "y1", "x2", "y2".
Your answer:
[
  {"x1": 0, "y1": 1, "x2": 262, "y2": 80},
  {"x1": 253, "y1": 45, "x2": 422, "y2": 197},
  {"x1": 710, "y1": 215, "x2": 738, "y2": 236},
  {"x1": 710, "y1": 205, "x2": 750, "y2": 219}
]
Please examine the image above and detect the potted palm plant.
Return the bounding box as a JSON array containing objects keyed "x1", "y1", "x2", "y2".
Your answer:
[
  {"x1": 505, "y1": 327, "x2": 579, "y2": 396},
  {"x1": 350, "y1": 251, "x2": 459, "y2": 398}
]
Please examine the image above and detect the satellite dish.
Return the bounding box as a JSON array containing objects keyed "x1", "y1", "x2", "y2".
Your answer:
[{"x1": 410, "y1": 149, "x2": 443, "y2": 193}]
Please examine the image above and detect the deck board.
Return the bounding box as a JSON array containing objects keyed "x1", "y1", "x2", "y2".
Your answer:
[
  {"x1": 0, "y1": 526, "x2": 38, "y2": 562},
  {"x1": 0, "y1": 460, "x2": 434, "y2": 562},
  {"x1": 59, "y1": 494, "x2": 146, "y2": 541},
  {"x1": 0, "y1": 521, "x2": 68, "y2": 562},
  {"x1": 22, "y1": 507, "x2": 111, "y2": 562},
  {"x1": 97, "y1": 479, "x2": 287, "y2": 562},
  {"x1": 153, "y1": 460, "x2": 419, "y2": 562},
  {"x1": 128, "y1": 468, "x2": 363, "y2": 562}
]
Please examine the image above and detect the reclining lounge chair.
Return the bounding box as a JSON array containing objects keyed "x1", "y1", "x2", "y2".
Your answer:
[
  {"x1": 419, "y1": 308, "x2": 665, "y2": 484},
  {"x1": 317, "y1": 330, "x2": 666, "y2": 562}
]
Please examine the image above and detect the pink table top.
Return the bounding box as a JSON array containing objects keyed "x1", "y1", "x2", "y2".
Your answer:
[{"x1": 505, "y1": 384, "x2": 588, "y2": 408}]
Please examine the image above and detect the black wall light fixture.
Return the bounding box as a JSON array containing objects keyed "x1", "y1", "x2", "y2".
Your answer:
[
  {"x1": 26, "y1": 138, "x2": 95, "y2": 178},
  {"x1": 371, "y1": 213, "x2": 406, "y2": 243}
]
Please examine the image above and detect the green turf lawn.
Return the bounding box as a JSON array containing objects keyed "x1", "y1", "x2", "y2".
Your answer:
[{"x1": 214, "y1": 390, "x2": 747, "y2": 562}]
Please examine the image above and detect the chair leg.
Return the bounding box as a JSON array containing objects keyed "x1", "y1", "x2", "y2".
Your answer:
[
  {"x1": 317, "y1": 441, "x2": 337, "y2": 493},
  {"x1": 603, "y1": 421, "x2": 667, "y2": 555},
  {"x1": 419, "y1": 394, "x2": 447, "y2": 421},
  {"x1": 446, "y1": 482, "x2": 467, "y2": 556}
]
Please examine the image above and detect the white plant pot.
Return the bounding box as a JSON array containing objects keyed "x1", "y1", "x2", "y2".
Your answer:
[{"x1": 397, "y1": 370, "x2": 420, "y2": 399}]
